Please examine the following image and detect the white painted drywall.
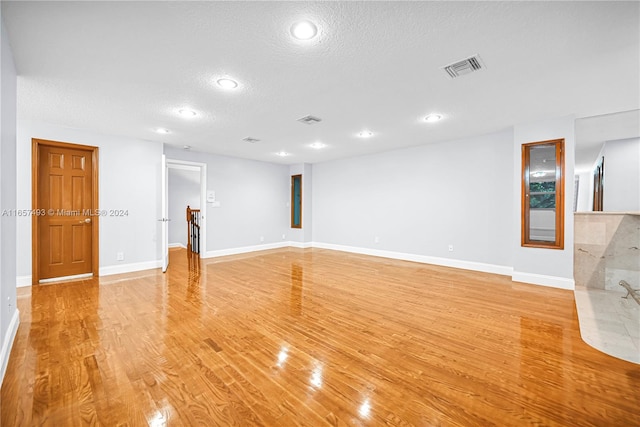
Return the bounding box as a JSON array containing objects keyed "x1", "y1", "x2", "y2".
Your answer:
[
  {"x1": 16, "y1": 121, "x2": 163, "y2": 279},
  {"x1": 0, "y1": 12, "x2": 18, "y2": 384},
  {"x1": 575, "y1": 171, "x2": 591, "y2": 212},
  {"x1": 602, "y1": 137, "x2": 640, "y2": 212},
  {"x1": 512, "y1": 116, "x2": 575, "y2": 287},
  {"x1": 312, "y1": 129, "x2": 514, "y2": 268},
  {"x1": 163, "y1": 146, "x2": 290, "y2": 252},
  {"x1": 168, "y1": 168, "x2": 200, "y2": 247}
]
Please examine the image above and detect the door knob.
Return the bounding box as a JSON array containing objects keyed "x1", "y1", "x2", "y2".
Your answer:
[{"x1": 84, "y1": 218, "x2": 91, "y2": 223}]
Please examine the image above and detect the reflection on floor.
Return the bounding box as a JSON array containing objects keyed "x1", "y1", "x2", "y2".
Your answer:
[
  {"x1": 6, "y1": 247, "x2": 639, "y2": 426},
  {"x1": 574, "y1": 287, "x2": 639, "y2": 364}
]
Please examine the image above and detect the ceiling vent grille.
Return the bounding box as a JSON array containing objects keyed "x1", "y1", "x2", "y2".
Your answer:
[
  {"x1": 242, "y1": 137, "x2": 260, "y2": 143},
  {"x1": 297, "y1": 115, "x2": 322, "y2": 125},
  {"x1": 443, "y1": 55, "x2": 484, "y2": 78}
]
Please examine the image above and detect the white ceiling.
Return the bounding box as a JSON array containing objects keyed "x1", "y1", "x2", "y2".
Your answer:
[{"x1": 3, "y1": 1, "x2": 639, "y2": 165}]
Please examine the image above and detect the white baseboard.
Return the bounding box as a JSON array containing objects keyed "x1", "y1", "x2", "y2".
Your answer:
[
  {"x1": 203, "y1": 241, "x2": 290, "y2": 258},
  {"x1": 0, "y1": 309, "x2": 20, "y2": 387},
  {"x1": 99, "y1": 260, "x2": 162, "y2": 276},
  {"x1": 313, "y1": 242, "x2": 573, "y2": 289},
  {"x1": 16, "y1": 244, "x2": 574, "y2": 291},
  {"x1": 512, "y1": 271, "x2": 575, "y2": 290},
  {"x1": 16, "y1": 276, "x2": 31, "y2": 288},
  {"x1": 311, "y1": 242, "x2": 514, "y2": 276},
  {"x1": 289, "y1": 241, "x2": 314, "y2": 249},
  {"x1": 169, "y1": 243, "x2": 187, "y2": 249}
]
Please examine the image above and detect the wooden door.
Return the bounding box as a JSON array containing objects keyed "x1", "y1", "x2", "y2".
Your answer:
[{"x1": 34, "y1": 140, "x2": 98, "y2": 281}]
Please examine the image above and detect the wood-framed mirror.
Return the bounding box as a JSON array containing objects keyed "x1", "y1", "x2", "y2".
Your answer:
[
  {"x1": 521, "y1": 138, "x2": 565, "y2": 249},
  {"x1": 291, "y1": 174, "x2": 302, "y2": 228}
]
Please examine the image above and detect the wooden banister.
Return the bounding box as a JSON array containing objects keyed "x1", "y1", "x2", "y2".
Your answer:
[{"x1": 186, "y1": 205, "x2": 201, "y2": 254}]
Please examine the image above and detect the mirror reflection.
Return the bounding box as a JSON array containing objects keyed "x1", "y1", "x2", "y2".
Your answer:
[
  {"x1": 574, "y1": 110, "x2": 640, "y2": 212},
  {"x1": 522, "y1": 139, "x2": 564, "y2": 249},
  {"x1": 528, "y1": 144, "x2": 557, "y2": 242}
]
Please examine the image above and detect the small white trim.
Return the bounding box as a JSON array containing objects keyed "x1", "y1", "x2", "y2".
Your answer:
[
  {"x1": 204, "y1": 242, "x2": 290, "y2": 258},
  {"x1": 169, "y1": 243, "x2": 187, "y2": 249},
  {"x1": 39, "y1": 273, "x2": 93, "y2": 284},
  {"x1": 17, "y1": 245, "x2": 573, "y2": 291},
  {"x1": 512, "y1": 271, "x2": 575, "y2": 290},
  {"x1": 0, "y1": 309, "x2": 20, "y2": 387},
  {"x1": 310, "y1": 242, "x2": 514, "y2": 276},
  {"x1": 99, "y1": 260, "x2": 162, "y2": 276},
  {"x1": 16, "y1": 276, "x2": 31, "y2": 288}
]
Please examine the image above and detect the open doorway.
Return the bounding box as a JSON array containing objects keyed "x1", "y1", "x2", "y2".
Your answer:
[{"x1": 162, "y1": 159, "x2": 207, "y2": 271}]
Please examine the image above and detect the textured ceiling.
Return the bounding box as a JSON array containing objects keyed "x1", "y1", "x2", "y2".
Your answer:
[{"x1": 3, "y1": 1, "x2": 639, "y2": 166}]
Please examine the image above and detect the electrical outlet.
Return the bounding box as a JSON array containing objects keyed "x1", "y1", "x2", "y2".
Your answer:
[
  {"x1": 117, "y1": 252, "x2": 124, "y2": 261},
  {"x1": 282, "y1": 234, "x2": 286, "y2": 240},
  {"x1": 374, "y1": 236, "x2": 380, "y2": 244},
  {"x1": 260, "y1": 236, "x2": 265, "y2": 242},
  {"x1": 448, "y1": 244, "x2": 454, "y2": 252}
]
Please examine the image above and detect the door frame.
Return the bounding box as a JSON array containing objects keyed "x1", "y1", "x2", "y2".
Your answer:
[
  {"x1": 32, "y1": 138, "x2": 100, "y2": 284},
  {"x1": 165, "y1": 159, "x2": 207, "y2": 257}
]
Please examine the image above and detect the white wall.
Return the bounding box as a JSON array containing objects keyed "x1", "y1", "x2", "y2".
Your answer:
[
  {"x1": 602, "y1": 137, "x2": 640, "y2": 212},
  {"x1": 312, "y1": 130, "x2": 514, "y2": 270},
  {"x1": 163, "y1": 146, "x2": 290, "y2": 254},
  {"x1": 0, "y1": 11, "x2": 19, "y2": 385},
  {"x1": 512, "y1": 116, "x2": 575, "y2": 289},
  {"x1": 575, "y1": 171, "x2": 591, "y2": 212},
  {"x1": 168, "y1": 168, "x2": 200, "y2": 247},
  {"x1": 16, "y1": 121, "x2": 163, "y2": 280}
]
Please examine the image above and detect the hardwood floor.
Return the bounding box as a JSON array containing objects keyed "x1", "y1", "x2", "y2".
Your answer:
[{"x1": 2, "y1": 248, "x2": 639, "y2": 426}]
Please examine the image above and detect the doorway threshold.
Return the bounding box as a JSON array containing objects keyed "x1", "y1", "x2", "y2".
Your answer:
[{"x1": 39, "y1": 273, "x2": 93, "y2": 284}]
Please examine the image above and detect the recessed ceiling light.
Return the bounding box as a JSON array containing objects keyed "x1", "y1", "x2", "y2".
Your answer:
[
  {"x1": 358, "y1": 130, "x2": 373, "y2": 138},
  {"x1": 276, "y1": 151, "x2": 290, "y2": 157},
  {"x1": 156, "y1": 128, "x2": 170, "y2": 134},
  {"x1": 310, "y1": 142, "x2": 326, "y2": 149},
  {"x1": 424, "y1": 113, "x2": 443, "y2": 123},
  {"x1": 291, "y1": 20, "x2": 318, "y2": 40},
  {"x1": 217, "y1": 78, "x2": 238, "y2": 89},
  {"x1": 183, "y1": 145, "x2": 191, "y2": 150},
  {"x1": 178, "y1": 108, "x2": 197, "y2": 118}
]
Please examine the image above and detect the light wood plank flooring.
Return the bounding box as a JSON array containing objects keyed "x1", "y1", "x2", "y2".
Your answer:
[{"x1": 2, "y1": 248, "x2": 639, "y2": 426}]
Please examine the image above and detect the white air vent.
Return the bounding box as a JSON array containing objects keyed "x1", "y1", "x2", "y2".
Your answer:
[
  {"x1": 443, "y1": 55, "x2": 484, "y2": 78},
  {"x1": 242, "y1": 137, "x2": 260, "y2": 143},
  {"x1": 297, "y1": 115, "x2": 322, "y2": 125}
]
